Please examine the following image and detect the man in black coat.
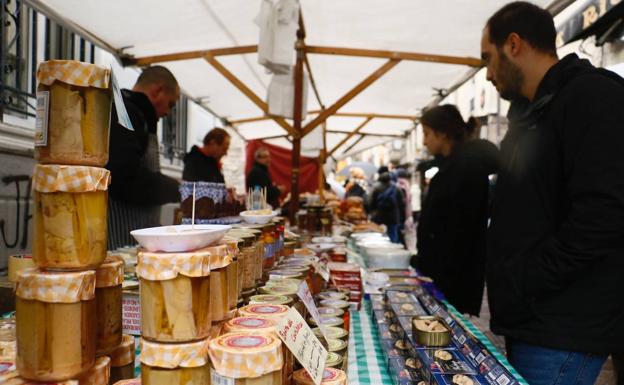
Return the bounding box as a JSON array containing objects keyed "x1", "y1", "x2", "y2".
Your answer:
[
  {"x1": 106, "y1": 66, "x2": 180, "y2": 249},
  {"x1": 482, "y1": 3, "x2": 624, "y2": 384},
  {"x1": 246, "y1": 147, "x2": 284, "y2": 208},
  {"x1": 183, "y1": 128, "x2": 230, "y2": 183}
]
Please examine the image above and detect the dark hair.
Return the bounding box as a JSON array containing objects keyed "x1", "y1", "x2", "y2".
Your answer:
[
  {"x1": 378, "y1": 166, "x2": 389, "y2": 175},
  {"x1": 203, "y1": 128, "x2": 230, "y2": 146},
  {"x1": 135, "y1": 65, "x2": 178, "y2": 93},
  {"x1": 487, "y1": 2, "x2": 557, "y2": 55},
  {"x1": 420, "y1": 104, "x2": 476, "y2": 143}
]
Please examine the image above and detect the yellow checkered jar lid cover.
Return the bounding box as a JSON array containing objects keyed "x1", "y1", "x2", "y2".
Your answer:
[
  {"x1": 95, "y1": 255, "x2": 124, "y2": 288},
  {"x1": 140, "y1": 338, "x2": 209, "y2": 369},
  {"x1": 16, "y1": 268, "x2": 95, "y2": 303},
  {"x1": 136, "y1": 248, "x2": 212, "y2": 281},
  {"x1": 209, "y1": 332, "x2": 283, "y2": 379},
  {"x1": 108, "y1": 334, "x2": 135, "y2": 367},
  {"x1": 37, "y1": 60, "x2": 111, "y2": 89},
  {"x1": 33, "y1": 164, "x2": 110, "y2": 193}
]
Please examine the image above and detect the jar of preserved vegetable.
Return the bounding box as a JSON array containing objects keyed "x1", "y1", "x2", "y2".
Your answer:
[
  {"x1": 78, "y1": 356, "x2": 110, "y2": 385},
  {"x1": 95, "y1": 255, "x2": 124, "y2": 356},
  {"x1": 35, "y1": 61, "x2": 112, "y2": 167},
  {"x1": 107, "y1": 335, "x2": 135, "y2": 385},
  {"x1": 238, "y1": 304, "x2": 289, "y2": 322},
  {"x1": 293, "y1": 367, "x2": 347, "y2": 385},
  {"x1": 209, "y1": 333, "x2": 283, "y2": 385},
  {"x1": 232, "y1": 226, "x2": 264, "y2": 285},
  {"x1": 207, "y1": 244, "x2": 233, "y2": 322},
  {"x1": 219, "y1": 238, "x2": 240, "y2": 313},
  {"x1": 227, "y1": 232, "x2": 256, "y2": 291},
  {"x1": 33, "y1": 165, "x2": 110, "y2": 270},
  {"x1": 137, "y1": 248, "x2": 212, "y2": 342},
  {"x1": 16, "y1": 269, "x2": 96, "y2": 381},
  {"x1": 141, "y1": 338, "x2": 210, "y2": 385}
]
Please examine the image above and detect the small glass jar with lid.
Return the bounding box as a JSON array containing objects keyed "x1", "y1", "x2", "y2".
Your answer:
[
  {"x1": 293, "y1": 367, "x2": 347, "y2": 385},
  {"x1": 238, "y1": 304, "x2": 289, "y2": 322},
  {"x1": 227, "y1": 231, "x2": 257, "y2": 291},
  {"x1": 35, "y1": 60, "x2": 112, "y2": 167},
  {"x1": 207, "y1": 244, "x2": 233, "y2": 322},
  {"x1": 325, "y1": 352, "x2": 344, "y2": 370},
  {"x1": 312, "y1": 326, "x2": 349, "y2": 342},
  {"x1": 107, "y1": 335, "x2": 135, "y2": 384},
  {"x1": 16, "y1": 269, "x2": 96, "y2": 381},
  {"x1": 95, "y1": 255, "x2": 124, "y2": 355},
  {"x1": 137, "y1": 248, "x2": 212, "y2": 342},
  {"x1": 141, "y1": 338, "x2": 210, "y2": 385},
  {"x1": 209, "y1": 333, "x2": 283, "y2": 385},
  {"x1": 249, "y1": 294, "x2": 293, "y2": 307},
  {"x1": 33, "y1": 165, "x2": 110, "y2": 270}
]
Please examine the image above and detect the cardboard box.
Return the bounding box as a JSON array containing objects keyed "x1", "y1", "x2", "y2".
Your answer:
[
  {"x1": 412, "y1": 348, "x2": 477, "y2": 382},
  {"x1": 388, "y1": 357, "x2": 426, "y2": 385},
  {"x1": 431, "y1": 373, "x2": 489, "y2": 385},
  {"x1": 390, "y1": 302, "x2": 427, "y2": 318},
  {"x1": 386, "y1": 290, "x2": 420, "y2": 304}
]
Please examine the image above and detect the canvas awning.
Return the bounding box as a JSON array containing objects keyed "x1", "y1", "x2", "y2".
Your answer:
[{"x1": 25, "y1": 0, "x2": 552, "y2": 159}]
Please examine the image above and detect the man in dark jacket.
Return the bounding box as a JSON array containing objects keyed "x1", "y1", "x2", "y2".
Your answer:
[
  {"x1": 482, "y1": 3, "x2": 624, "y2": 384},
  {"x1": 368, "y1": 172, "x2": 405, "y2": 243},
  {"x1": 183, "y1": 128, "x2": 230, "y2": 183},
  {"x1": 107, "y1": 66, "x2": 180, "y2": 249},
  {"x1": 246, "y1": 147, "x2": 284, "y2": 208}
]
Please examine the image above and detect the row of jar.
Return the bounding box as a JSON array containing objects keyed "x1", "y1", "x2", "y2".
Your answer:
[
  {"x1": 13, "y1": 256, "x2": 133, "y2": 382},
  {"x1": 139, "y1": 330, "x2": 347, "y2": 385}
]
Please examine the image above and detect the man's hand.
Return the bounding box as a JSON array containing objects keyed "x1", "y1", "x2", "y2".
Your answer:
[{"x1": 277, "y1": 185, "x2": 287, "y2": 193}]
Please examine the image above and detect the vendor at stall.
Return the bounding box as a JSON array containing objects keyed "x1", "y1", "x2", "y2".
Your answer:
[
  {"x1": 246, "y1": 147, "x2": 285, "y2": 208},
  {"x1": 106, "y1": 66, "x2": 181, "y2": 249},
  {"x1": 182, "y1": 128, "x2": 230, "y2": 182}
]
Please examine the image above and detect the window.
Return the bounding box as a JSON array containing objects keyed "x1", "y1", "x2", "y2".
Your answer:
[
  {"x1": 1, "y1": 0, "x2": 94, "y2": 120},
  {"x1": 161, "y1": 95, "x2": 188, "y2": 163}
]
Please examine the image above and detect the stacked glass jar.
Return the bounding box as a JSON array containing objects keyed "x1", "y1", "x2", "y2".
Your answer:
[
  {"x1": 136, "y1": 240, "x2": 235, "y2": 385},
  {"x1": 15, "y1": 60, "x2": 116, "y2": 383}
]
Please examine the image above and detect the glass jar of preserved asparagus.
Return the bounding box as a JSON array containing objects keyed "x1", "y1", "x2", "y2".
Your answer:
[
  {"x1": 231, "y1": 226, "x2": 264, "y2": 285},
  {"x1": 207, "y1": 244, "x2": 233, "y2": 322},
  {"x1": 15, "y1": 269, "x2": 96, "y2": 381},
  {"x1": 223, "y1": 236, "x2": 247, "y2": 303},
  {"x1": 293, "y1": 368, "x2": 347, "y2": 385},
  {"x1": 136, "y1": 248, "x2": 212, "y2": 342},
  {"x1": 209, "y1": 333, "x2": 283, "y2": 385},
  {"x1": 227, "y1": 232, "x2": 256, "y2": 291},
  {"x1": 33, "y1": 165, "x2": 110, "y2": 270},
  {"x1": 108, "y1": 335, "x2": 135, "y2": 384},
  {"x1": 220, "y1": 238, "x2": 240, "y2": 313},
  {"x1": 95, "y1": 256, "x2": 124, "y2": 356},
  {"x1": 141, "y1": 338, "x2": 210, "y2": 385},
  {"x1": 77, "y1": 356, "x2": 110, "y2": 385},
  {"x1": 35, "y1": 60, "x2": 112, "y2": 167}
]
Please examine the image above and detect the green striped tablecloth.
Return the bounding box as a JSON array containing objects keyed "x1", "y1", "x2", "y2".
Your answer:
[
  {"x1": 347, "y1": 299, "x2": 527, "y2": 385},
  {"x1": 347, "y1": 300, "x2": 394, "y2": 385}
]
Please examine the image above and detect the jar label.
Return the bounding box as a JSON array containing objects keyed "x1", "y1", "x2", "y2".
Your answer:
[
  {"x1": 34, "y1": 91, "x2": 49, "y2": 146},
  {"x1": 211, "y1": 370, "x2": 235, "y2": 385}
]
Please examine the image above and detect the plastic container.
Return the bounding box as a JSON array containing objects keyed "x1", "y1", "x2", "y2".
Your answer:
[
  {"x1": 293, "y1": 368, "x2": 347, "y2": 385},
  {"x1": 141, "y1": 338, "x2": 210, "y2": 385},
  {"x1": 78, "y1": 356, "x2": 110, "y2": 385},
  {"x1": 209, "y1": 333, "x2": 283, "y2": 385},
  {"x1": 365, "y1": 248, "x2": 412, "y2": 269},
  {"x1": 136, "y1": 248, "x2": 213, "y2": 342},
  {"x1": 95, "y1": 256, "x2": 124, "y2": 355},
  {"x1": 16, "y1": 269, "x2": 96, "y2": 381},
  {"x1": 33, "y1": 165, "x2": 110, "y2": 270},
  {"x1": 108, "y1": 335, "x2": 135, "y2": 385},
  {"x1": 35, "y1": 60, "x2": 112, "y2": 167}
]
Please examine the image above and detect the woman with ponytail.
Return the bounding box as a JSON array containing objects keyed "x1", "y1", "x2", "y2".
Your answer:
[{"x1": 415, "y1": 104, "x2": 499, "y2": 316}]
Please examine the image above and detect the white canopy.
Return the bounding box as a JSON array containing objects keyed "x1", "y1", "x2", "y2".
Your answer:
[{"x1": 29, "y1": 0, "x2": 551, "y2": 158}]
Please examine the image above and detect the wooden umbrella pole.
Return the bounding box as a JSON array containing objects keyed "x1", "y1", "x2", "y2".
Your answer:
[{"x1": 289, "y1": 18, "x2": 306, "y2": 226}]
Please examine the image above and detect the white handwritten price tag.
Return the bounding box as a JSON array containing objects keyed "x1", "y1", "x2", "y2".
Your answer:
[
  {"x1": 297, "y1": 281, "x2": 328, "y2": 341},
  {"x1": 111, "y1": 70, "x2": 134, "y2": 131},
  {"x1": 276, "y1": 307, "x2": 328, "y2": 385},
  {"x1": 315, "y1": 261, "x2": 330, "y2": 282}
]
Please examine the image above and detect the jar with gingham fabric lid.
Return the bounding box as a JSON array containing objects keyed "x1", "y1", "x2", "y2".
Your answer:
[
  {"x1": 35, "y1": 60, "x2": 112, "y2": 167},
  {"x1": 33, "y1": 164, "x2": 110, "y2": 270},
  {"x1": 140, "y1": 338, "x2": 209, "y2": 385},
  {"x1": 136, "y1": 247, "x2": 213, "y2": 343},
  {"x1": 15, "y1": 269, "x2": 96, "y2": 381},
  {"x1": 95, "y1": 255, "x2": 124, "y2": 356},
  {"x1": 209, "y1": 332, "x2": 283, "y2": 385}
]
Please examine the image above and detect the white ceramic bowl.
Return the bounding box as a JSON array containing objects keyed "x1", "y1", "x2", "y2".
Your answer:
[
  {"x1": 130, "y1": 224, "x2": 231, "y2": 252},
  {"x1": 240, "y1": 210, "x2": 277, "y2": 224},
  {"x1": 366, "y1": 248, "x2": 412, "y2": 269}
]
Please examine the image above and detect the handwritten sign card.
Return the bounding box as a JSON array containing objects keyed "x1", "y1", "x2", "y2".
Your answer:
[
  {"x1": 276, "y1": 307, "x2": 328, "y2": 385},
  {"x1": 297, "y1": 281, "x2": 328, "y2": 341}
]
